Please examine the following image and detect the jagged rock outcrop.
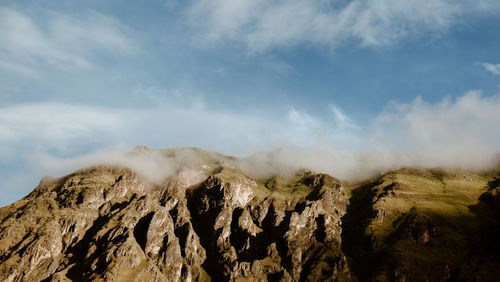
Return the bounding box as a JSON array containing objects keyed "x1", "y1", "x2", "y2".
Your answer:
[
  {"x1": 0, "y1": 148, "x2": 351, "y2": 281},
  {"x1": 0, "y1": 166, "x2": 209, "y2": 281},
  {"x1": 187, "y1": 169, "x2": 350, "y2": 281}
]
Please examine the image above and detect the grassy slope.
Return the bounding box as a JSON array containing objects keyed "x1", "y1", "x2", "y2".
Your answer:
[
  {"x1": 342, "y1": 168, "x2": 495, "y2": 281},
  {"x1": 216, "y1": 167, "x2": 340, "y2": 202}
]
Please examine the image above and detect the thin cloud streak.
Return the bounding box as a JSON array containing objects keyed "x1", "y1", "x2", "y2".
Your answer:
[
  {"x1": 186, "y1": 0, "x2": 500, "y2": 52},
  {"x1": 0, "y1": 7, "x2": 134, "y2": 75}
]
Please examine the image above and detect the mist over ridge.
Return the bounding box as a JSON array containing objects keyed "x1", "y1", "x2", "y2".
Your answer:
[{"x1": 23, "y1": 91, "x2": 500, "y2": 186}]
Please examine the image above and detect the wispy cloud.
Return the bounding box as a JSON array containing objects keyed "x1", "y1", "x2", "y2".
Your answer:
[
  {"x1": 0, "y1": 7, "x2": 134, "y2": 75},
  {"x1": 0, "y1": 103, "x2": 124, "y2": 156},
  {"x1": 482, "y1": 63, "x2": 500, "y2": 75},
  {"x1": 186, "y1": 0, "x2": 500, "y2": 52},
  {"x1": 330, "y1": 104, "x2": 358, "y2": 130},
  {"x1": 0, "y1": 101, "x2": 281, "y2": 158}
]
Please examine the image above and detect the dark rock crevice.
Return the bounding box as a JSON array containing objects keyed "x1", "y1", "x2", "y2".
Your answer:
[
  {"x1": 341, "y1": 180, "x2": 381, "y2": 281},
  {"x1": 185, "y1": 179, "x2": 225, "y2": 280},
  {"x1": 133, "y1": 212, "x2": 155, "y2": 252},
  {"x1": 65, "y1": 214, "x2": 112, "y2": 280}
]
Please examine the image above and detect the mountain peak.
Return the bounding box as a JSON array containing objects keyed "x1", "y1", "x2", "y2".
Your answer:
[{"x1": 1, "y1": 149, "x2": 500, "y2": 280}]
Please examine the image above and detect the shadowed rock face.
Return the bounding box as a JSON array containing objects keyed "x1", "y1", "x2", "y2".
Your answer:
[
  {"x1": 186, "y1": 171, "x2": 350, "y2": 281},
  {"x1": 0, "y1": 161, "x2": 350, "y2": 281},
  {"x1": 342, "y1": 168, "x2": 500, "y2": 281}
]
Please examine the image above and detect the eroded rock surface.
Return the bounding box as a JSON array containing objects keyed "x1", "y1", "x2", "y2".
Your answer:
[
  {"x1": 0, "y1": 166, "x2": 209, "y2": 282},
  {"x1": 0, "y1": 150, "x2": 351, "y2": 281},
  {"x1": 187, "y1": 169, "x2": 350, "y2": 281}
]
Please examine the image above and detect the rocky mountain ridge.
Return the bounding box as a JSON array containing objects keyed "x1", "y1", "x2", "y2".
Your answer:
[{"x1": 0, "y1": 147, "x2": 499, "y2": 281}]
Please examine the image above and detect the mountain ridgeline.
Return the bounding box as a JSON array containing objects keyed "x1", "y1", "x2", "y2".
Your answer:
[{"x1": 0, "y1": 147, "x2": 499, "y2": 281}]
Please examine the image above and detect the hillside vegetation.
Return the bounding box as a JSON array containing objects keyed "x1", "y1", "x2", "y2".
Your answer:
[{"x1": 343, "y1": 168, "x2": 500, "y2": 281}]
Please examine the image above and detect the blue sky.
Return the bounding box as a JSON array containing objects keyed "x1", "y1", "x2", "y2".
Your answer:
[{"x1": 2, "y1": 0, "x2": 500, "y2": 206}]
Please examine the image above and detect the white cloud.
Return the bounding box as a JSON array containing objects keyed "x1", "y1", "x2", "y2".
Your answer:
[
  {"x1": 369, "y1": 92, "x2": 500, "y2": 162},
  {"x1": 1, "y1": 90, "x2": 500, "y2": 205},
  {"x1": 187, "y1": 0, "x2": 500, "y2": 52},
  {"x1": 5, "y1": 91, "x2": 499, "y2": 178},
  {"x1": 0, "y1": 101, "x2": 298, "y2": 159},
  {"x1": 28, "y1": 147, "x2": 178, "y2": 185},
  {"x1": 234, "y1": 92, "x2": 500, "y2": 180},
  {"x1": 0, "y1": 7, "x2": 134, "y2": 75},
  {"x1": 0, "y1": 103, "x2": 124, "y2": 155},
  {"x1": 482, "y1": 63, "x2": 500, "y2": 75},
  {"x1": 288, "y1": 108, "x2": 320, "y2": 133},
  {"x1": 330, "y1": 104, "x2": 358, "y2": 130}
]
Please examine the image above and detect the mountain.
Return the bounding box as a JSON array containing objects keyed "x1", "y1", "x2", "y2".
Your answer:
[
  {"x1": 0, "y1": 147, "x2": 499, "y2": 281},
  {"x1": 343, "y1": 168, "x2": 500, "y2": 281}
]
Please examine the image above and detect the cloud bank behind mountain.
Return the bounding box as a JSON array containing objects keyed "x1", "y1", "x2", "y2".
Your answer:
[{"x1": 2, "y1": 90, "x2": 499, "y2": 194}]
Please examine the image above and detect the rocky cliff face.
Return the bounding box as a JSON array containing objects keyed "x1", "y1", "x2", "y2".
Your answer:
[
  {"x1": 0, "y1": 148, "x2": 350, "y2": 281},
  {"x1": 0, "y1": 166, "x2": 209, "y2": 281},
  {"x1": 1, "y1": 148, "x2": 500, "y2": 282},
  {"x1": 187, "y1": 169, "x2": 349, "y2": 281}
]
